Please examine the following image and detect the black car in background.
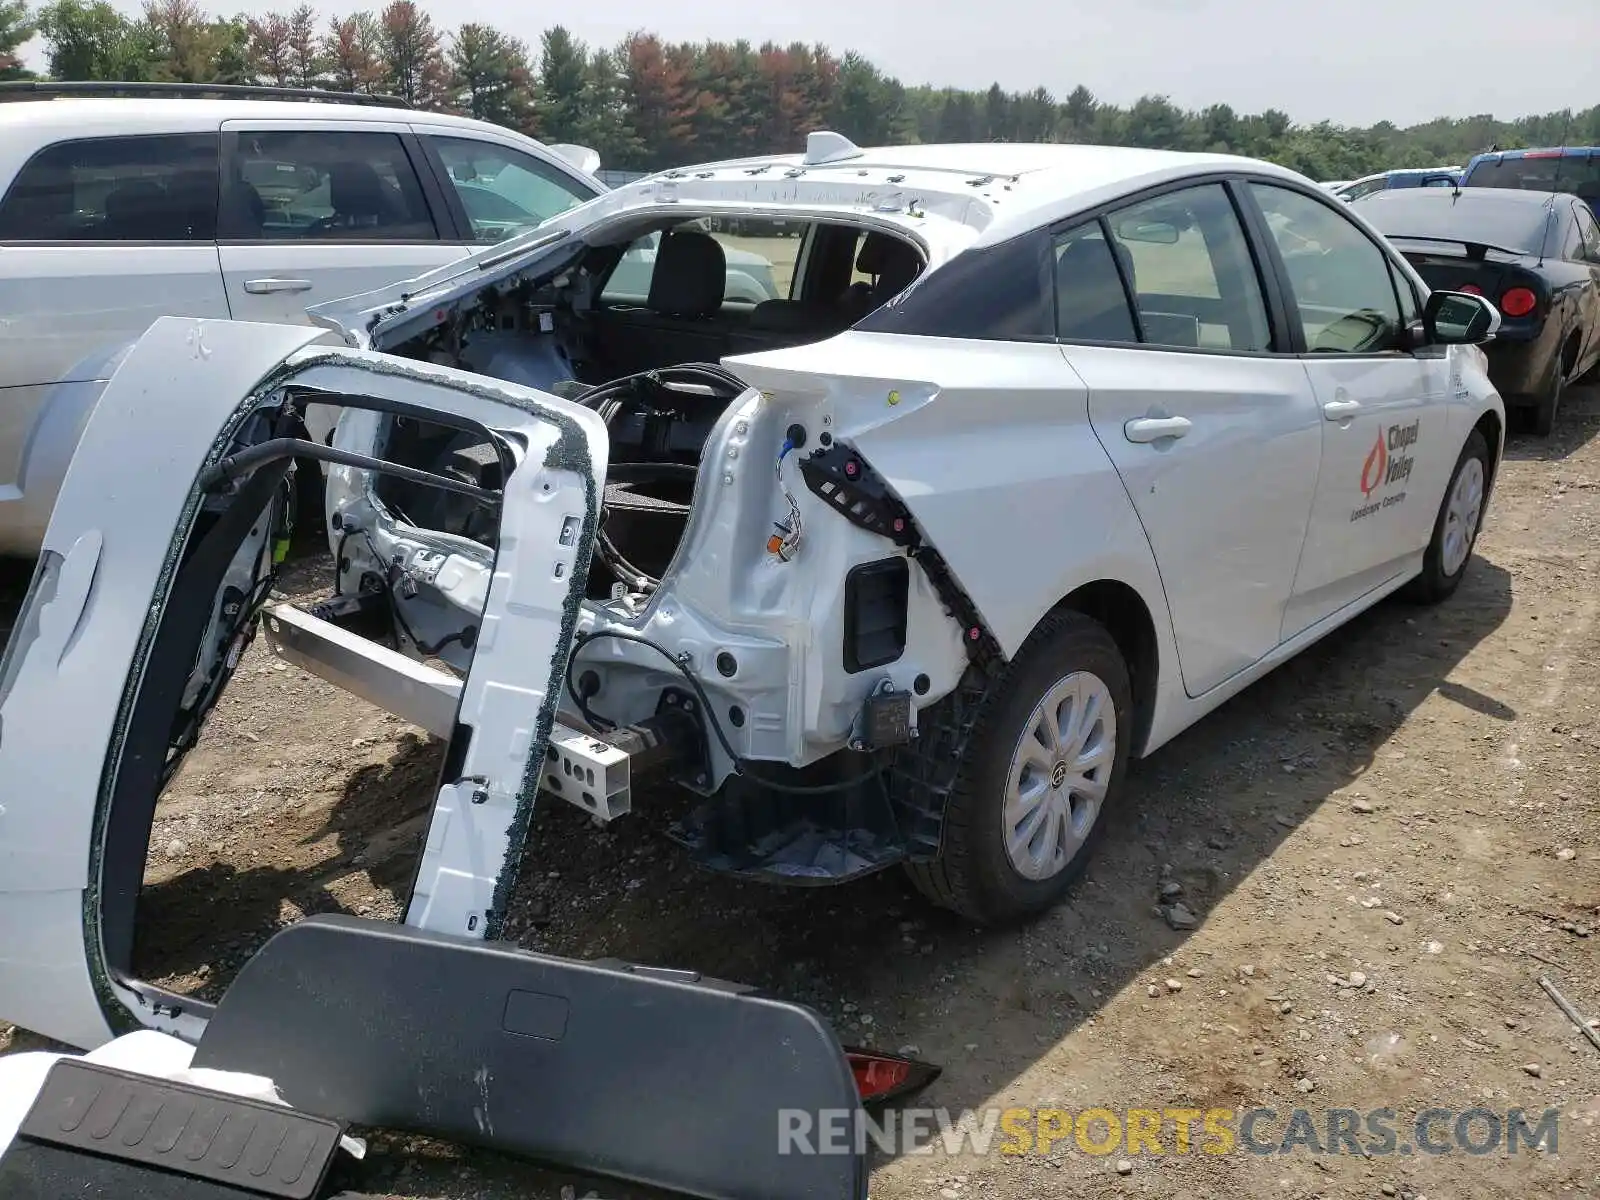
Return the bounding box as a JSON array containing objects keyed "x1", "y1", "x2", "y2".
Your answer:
[{"x1": 1358, "y1": 186, "x2": 1600, "y2": 435}]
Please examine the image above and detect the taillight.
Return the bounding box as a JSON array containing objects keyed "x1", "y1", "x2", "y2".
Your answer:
[
  {"x1": 1499, "y1": 287, "x2": 1537, "y2": 317},
  {"x1": 844, "y1": 1048, "x2": 941, "y2": 1105},
  {"x1": 1458, "y1": 284, "x2": 1484, "y2": 296}
]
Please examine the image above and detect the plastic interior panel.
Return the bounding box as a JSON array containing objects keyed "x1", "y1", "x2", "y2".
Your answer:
[{"x1": 193, "y1": 915, "x2": 867, "y2": 1200}]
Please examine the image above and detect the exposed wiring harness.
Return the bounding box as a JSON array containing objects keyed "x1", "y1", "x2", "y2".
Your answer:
[
  {"x1": 769, "y1": 437, "x2": 804, "y2": 561},
  {"x1": 566, "y1": 627, "x2": 885, "y2": 797}
]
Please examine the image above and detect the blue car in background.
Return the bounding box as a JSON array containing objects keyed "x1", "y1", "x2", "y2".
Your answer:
[
  {"x1": 1334, "y1": 166, "x2": 1462, "y2": 202},
  {"x1": 1460, "y1": 147, "x2": 1600, "y2": 217}
]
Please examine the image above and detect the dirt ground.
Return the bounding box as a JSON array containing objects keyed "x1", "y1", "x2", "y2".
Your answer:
[{"x1": 4, "y1": 383, "x2": 1600, "y2": 1200}]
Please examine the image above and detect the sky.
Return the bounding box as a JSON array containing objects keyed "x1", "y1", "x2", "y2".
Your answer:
[{"x1": 19, "y1": 0, "x2": 1600, "y2": 129}]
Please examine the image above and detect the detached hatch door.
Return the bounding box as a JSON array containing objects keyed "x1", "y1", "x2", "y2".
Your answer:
[{"x1": 0, "y1": 315, "x2": 605, "y2": 1050}]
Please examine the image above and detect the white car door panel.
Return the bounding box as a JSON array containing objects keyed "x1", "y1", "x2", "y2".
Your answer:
[
  {"x1": 1246, "y1": 181, "x2": 1456, "y2": 636},
  {"x1": 1069, "y1": 344, "x2": 1323, "y2": 697},
  {"x1": 216, "y1": 119, "x2": 468, "y2": 323},
  {"x1": 1287, "y1": 353, "x2": 1452, "y2": 634},
  {"x1": 217, "y1": 241, "x2": 467, "y2": 326},
  {"x1": 0, "y1": 247, "x2": 229, "y2": 391}
]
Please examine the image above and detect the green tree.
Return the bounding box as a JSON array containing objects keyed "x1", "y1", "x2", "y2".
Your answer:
[
  {"x1": 535, "y1": 25, "x2": 586, "y2": 143},
  {"x1": 245, "y1": 11, "x2": 291, "y2": 85},
  {"x1": 0, "y1": 0, "x2": 35, "y2": 79},
  {"x1": 376, "y1": 0, "x2": 446, "y2": 107},
  {"x1": 450, "y1": 22, "x2": 533, "y2": 131},
  {"x1": 142, "y1": 0, "x2": 225, "y2": 82},
  {"x1": 284, "y1": 3, "x2": 321, "y2": 86},
  {"x1": 572, "y1": 46, "x2": 639, "y2": 167},
  {"x1": 36, "y1": 0, "x2": 154, "y2": 79}
]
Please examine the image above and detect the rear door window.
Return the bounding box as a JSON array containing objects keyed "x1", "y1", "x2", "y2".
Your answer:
[
  {"x1": 1103, "y1": 182, "x2": 1273, "y2": 352},
  {"x1": 0, "y1": 134, "x2": 219, "y2": 242},
  {"x1": 221, "y1": 130, "x2": 437, "y2": 242},
  {"x1": 427, "y1": 136, "x2": 595, "y2": 243}
]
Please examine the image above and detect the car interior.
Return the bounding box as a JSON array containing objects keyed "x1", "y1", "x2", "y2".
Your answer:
[{"x1": 360, "y1": 215, "x2": 928, "y2": 601}]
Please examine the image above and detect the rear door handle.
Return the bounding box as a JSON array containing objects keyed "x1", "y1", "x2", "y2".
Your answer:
[
  {"x1": 1124, "y1": 416, "x2": 1192, "y2": 443},
  {"x1": 1322, "y1": 398, "x2": 1362, "y2": 419},
  {"x1": 242, "y1": 278, "x2": 313, "y2": 295}
]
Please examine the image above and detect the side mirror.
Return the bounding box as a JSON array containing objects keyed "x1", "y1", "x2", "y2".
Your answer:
[{"x1": 1423, "y1": 290, "x2": 1500, "y2": 345}]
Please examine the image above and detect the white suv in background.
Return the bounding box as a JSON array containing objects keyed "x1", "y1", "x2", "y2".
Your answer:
[{"x1": 0, "y1": 82, "x2": 610, "y2": 555}]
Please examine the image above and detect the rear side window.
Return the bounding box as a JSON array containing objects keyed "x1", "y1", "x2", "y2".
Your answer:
[
  {"x1": 221, "y1": 130, "x2": 436, "y2": 242},
  {"x1": 1464, "y1": 153, "x2": 1600, "y2": 197},
  {"x1": 0, "y1": 134, "x2": 219, "y2": 242},
  {"x1": 855, "y1": 228, "x2": 1054, "y2": 341},
  {"x1": 1052, "y1": 223, "x2": 1138, "y2": 343}
]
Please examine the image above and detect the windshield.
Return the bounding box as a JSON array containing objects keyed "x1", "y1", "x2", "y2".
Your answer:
[
  {"x1": 1464, "y1": 153, "x2": 1600, "y2": 198},
  {"x1": 1361, "y1": 191, "x2": 1555, "y2": 256}
]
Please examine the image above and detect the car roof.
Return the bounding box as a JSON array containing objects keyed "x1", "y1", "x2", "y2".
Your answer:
[
  {"x1": 1468, "y1": 146, "x2": 1600, "y2": 164},
  {"x1": 621, "y1": 140, "x2": 1309, "y2": 245},
  {"x1": 0, "y1": 98, "x2": 535, "y2": 141}
]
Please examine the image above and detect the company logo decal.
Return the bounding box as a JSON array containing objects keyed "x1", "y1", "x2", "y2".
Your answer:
[{"x1": 1351, "y1": 419, "x2": 1418, "y2": 523}]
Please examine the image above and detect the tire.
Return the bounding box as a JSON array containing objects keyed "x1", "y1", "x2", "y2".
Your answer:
[
  {"x1": 1402, "y1": 429, "x2": 1489, "y2": 605},
  {"x1": 1530, "y1": 358, "x2": 1564, "y2": 438},
  {"x1": 905, "y1": 610, "x2": 1133, "y2": 926}
]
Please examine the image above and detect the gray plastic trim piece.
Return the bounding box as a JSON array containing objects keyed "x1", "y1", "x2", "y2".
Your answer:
[{"x1": 15, "y1": 1058, "x2": 344, "y2": 1199}]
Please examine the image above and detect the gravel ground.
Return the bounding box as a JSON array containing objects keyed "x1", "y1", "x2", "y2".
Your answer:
[{"x1": 4, "y1": 384, "x2": 1600, "y2": 1199}]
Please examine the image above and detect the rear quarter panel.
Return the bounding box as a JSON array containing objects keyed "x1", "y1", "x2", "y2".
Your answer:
[{"x1": 731, "y1": 331, "x2": 1182, "y2": 747}]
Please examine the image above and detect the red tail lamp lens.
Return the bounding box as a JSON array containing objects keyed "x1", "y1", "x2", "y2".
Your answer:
[
  {"x1": 1500, "y1": 287, "x2": 1537, "y2": 317},
  {"x1": 844, "y1": 1049, "x2": 942, "y2": 1105},
  {"x1": 1458, "y1": 284, "x2": 1484, "y2": 296}
]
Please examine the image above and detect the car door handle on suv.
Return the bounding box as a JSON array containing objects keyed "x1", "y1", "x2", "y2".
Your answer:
[
  {"x1": 243, "y1": 278, "x2": 313, "y2": 295},
  {"x1": 1322, "y1": 398, "x2": 1362, "y2": 419},
  {"x1": 1124, "y1": 416, "x2": 1192, "y2": 443}
]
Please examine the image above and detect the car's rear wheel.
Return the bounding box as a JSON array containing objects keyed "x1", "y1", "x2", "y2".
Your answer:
[
  {"x1": 1530, "y1": 359, "x2": 1564, "y2": 437},
  {"x1": 1403, "y1": 429, "x2": 1488, "y2": 604},
  {"x1": 905, "y1": 611, "x2": 1132, "y2": 925}
]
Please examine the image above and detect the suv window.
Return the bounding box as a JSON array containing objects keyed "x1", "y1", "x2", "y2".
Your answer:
[
  {"x1": 1339, "y1": 177, "x2": 1387, "y2": 203},
  {"x1": 1104, "y1": 183, "x2": 1272, "y2": 351},
  {"x1": 1250, "y1": 183, "x2": 1405, "y2": 354},
  {"x1": 0, "y1": 134, "x2": 218, "y2": 242},
  {"x1": 222, "y1": 130, "x2": 436, "y2": 242},
  {"x1": 1464, "y1": 153, "x2": 1600, "y2": 197},
  {"x1": 600, "y1": 218, "x2": 792, "y2": 307},
  {"x1": 430, "y1": 136, "x2": 594, "y2": 243}
]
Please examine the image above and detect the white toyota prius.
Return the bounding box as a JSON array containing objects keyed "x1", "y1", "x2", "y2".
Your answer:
[{"x1": 0, "y1": 134, "x2": 1505, "y2": 1052}]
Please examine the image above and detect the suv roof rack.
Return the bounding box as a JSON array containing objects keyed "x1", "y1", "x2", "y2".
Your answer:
[{"x1": 0, "y1": 80, "x2": 411, "y2": 109}]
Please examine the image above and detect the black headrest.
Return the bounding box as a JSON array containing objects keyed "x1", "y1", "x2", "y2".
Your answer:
[
  {"x1": 647, "y1": 230, "x2": 726, "y2": 318},
  {"x1": 103, "y1": 180, "x2": 180, "y2": 238},
  {"x1": 330, "y1": 161, "x2": 394, "y2": 218},
  {"x1": 855, "y1": 234, "x2": 921, "y2": 294}
]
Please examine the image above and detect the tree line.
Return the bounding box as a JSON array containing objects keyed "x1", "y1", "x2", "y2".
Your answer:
[{"x1": 2, "y1": 0, "x2": 1597, "y2": 179}]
